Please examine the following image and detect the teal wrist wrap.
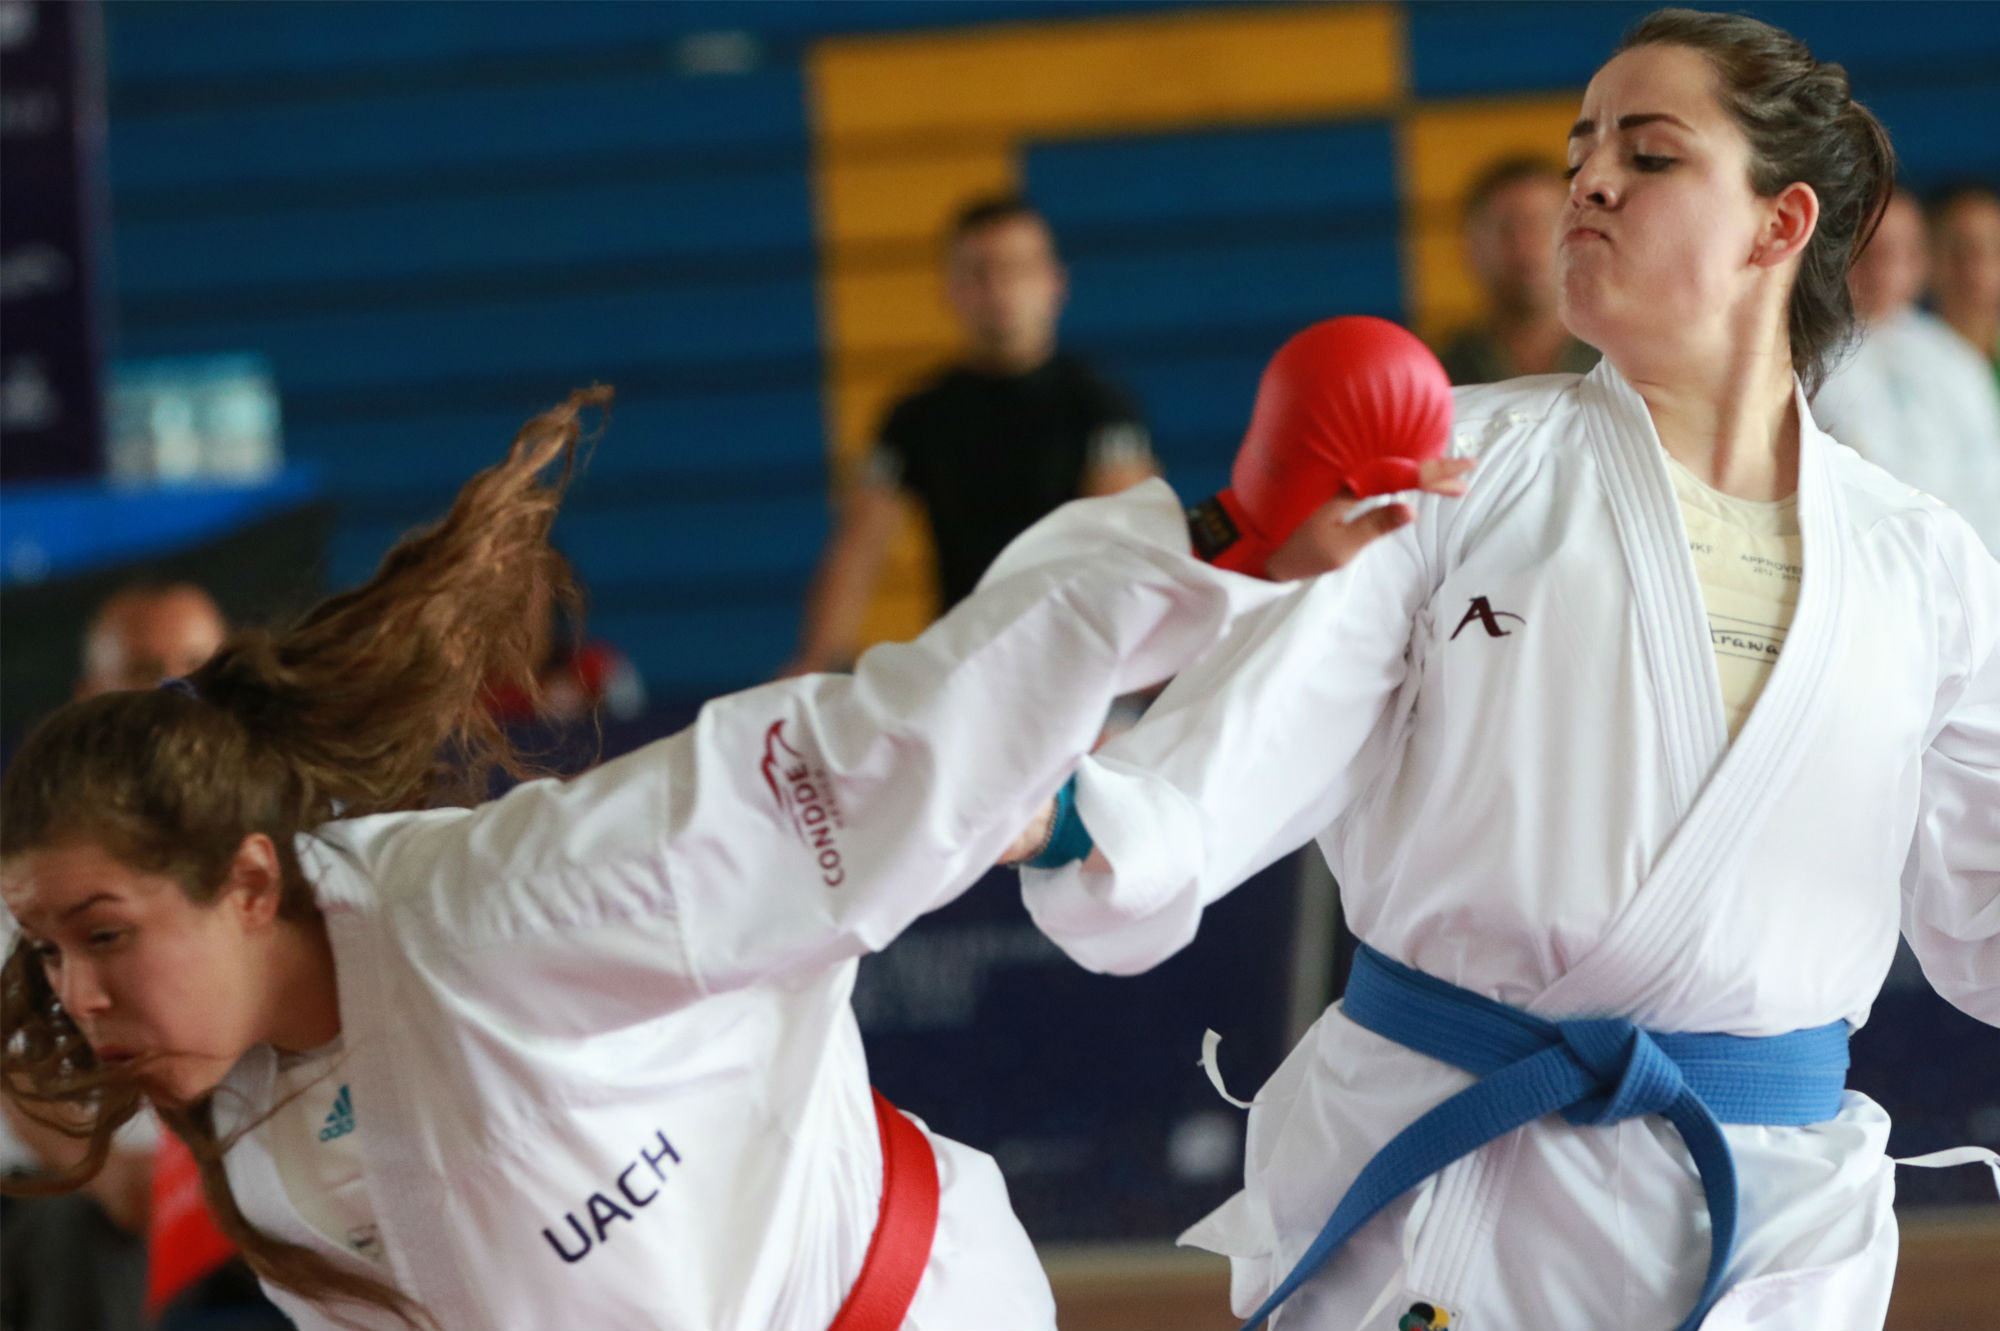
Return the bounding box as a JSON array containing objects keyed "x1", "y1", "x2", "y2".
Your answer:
[{"x1": 1027, "y1": 776, "x2": 1095, "y2": 870}]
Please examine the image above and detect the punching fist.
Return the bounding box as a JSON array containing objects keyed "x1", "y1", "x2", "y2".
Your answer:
[{"x1": 1188, "y1": 316, "x2": 1462, "y2": 578}]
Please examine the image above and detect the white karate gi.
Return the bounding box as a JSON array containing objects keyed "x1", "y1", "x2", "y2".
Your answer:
[
  {"x1": 1023, "y1": 362, "x2": 2000, "y2": 1331},
  {"x1": 200, "y1": 482, "x2": 1281, "y2": 1331},
  {"x1": 1813, "y1": 306, "x2": 2000, "y2": 555}
]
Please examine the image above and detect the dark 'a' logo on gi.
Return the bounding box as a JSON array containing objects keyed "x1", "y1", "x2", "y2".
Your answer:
[
  {"x1": 1449, "y1": 595, "x2": 1526, "y2": 641},
  {"x1": 762, "y1": 719, "x2": 847, "y2": 887}
]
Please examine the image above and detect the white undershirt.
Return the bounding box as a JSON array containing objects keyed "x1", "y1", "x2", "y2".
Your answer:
[
  {"x1": 266, "y1": 1039, "x2": 387, "y2": 1267},
  {"x1": 1666, "y1": 458, "x2": 1804, "y2": 741}
]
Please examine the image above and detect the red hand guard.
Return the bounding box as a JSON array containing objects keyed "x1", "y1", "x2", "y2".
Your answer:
[{"x1": 1206, "y1": 316, "x2": 1453, "y2": 576}]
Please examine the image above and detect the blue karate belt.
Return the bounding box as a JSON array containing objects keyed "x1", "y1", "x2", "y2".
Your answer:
[{"x1": 1242, "y1": 944, "x2": 1849, "y2": 1331}]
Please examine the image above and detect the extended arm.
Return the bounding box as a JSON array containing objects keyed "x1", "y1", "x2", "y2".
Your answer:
[
  {"x1": 1902, "y1": 515, "x2": 2000, "y2": 1023},
  {"x1": 359, "y1": 482, "x2": 1286, "y2": 1033},
  {"x1": 1020, "y1": 518, "x2": 1433, "y2": 975}
]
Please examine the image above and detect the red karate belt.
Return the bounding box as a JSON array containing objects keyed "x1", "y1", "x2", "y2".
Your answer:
[{"x1": 825, "y1": 1088, "x2": 940, "y2": 1331}]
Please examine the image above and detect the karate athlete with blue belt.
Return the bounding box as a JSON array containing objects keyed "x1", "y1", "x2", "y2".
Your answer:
[
  {"x1": 0, "y1": 363, "x2": 1466, "y2": 1331},
  {"x1": 1020, "y1": 12, "x2": 2000, "y2": 1331}
]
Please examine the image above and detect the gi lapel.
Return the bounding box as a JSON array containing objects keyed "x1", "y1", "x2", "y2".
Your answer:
[
  {"x1": 301, "y1": 832, "x2": 482, "y2": 1328},
  {"x1": 1405, "y1": 375, "x2": 1852, "y2": 1315},
  {"x1": 213, "y1": 1048, "x2": 374, "y2": 1265},
  {"x1": 1533, "y1": 370, "x2": 1849, "y2": 1022}
]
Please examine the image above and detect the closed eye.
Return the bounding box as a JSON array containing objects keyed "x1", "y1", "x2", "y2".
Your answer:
[{"x1": 1633, "y1": 154, "x2": 1676, "y2": 172}]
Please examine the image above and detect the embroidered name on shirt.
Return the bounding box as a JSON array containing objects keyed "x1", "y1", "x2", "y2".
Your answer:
[
  {"x1": 540, "y1": 1129, "x2": 683, "y2": 1264},
  {"x1": 1449, "y1": 596, "x2": 1526, "y2": 640},
  {"x1": 319, "y1": 1085, "x2": 355, "y2": 1142},
  {"x1": 761, "y1": 720, "x2": 847, "y2": 887}
]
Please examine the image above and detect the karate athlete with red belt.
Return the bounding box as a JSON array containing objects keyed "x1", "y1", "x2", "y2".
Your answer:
[
  {"x1": 0, "y1": 361, "x2": 1463, "y2": 1331},
  {"x1": 1021, "y1": 14, "x2": 2000, "y2": 1331}
]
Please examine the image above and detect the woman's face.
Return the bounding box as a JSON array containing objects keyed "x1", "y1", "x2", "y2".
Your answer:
[
  {"x1": 1557, "y1": 44, "x2": 1778, "y2": 364},
  {"x1": 3, "y1": 842, "x2": 271, "y2": 1106}
]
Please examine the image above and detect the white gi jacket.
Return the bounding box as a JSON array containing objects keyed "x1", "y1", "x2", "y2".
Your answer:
[
  {"x1": 1024, "y1": 362, "x2": 2000, "y2": 1331},
  {"x1": 204, "y1": 482, "x2": 1281, "y2": 1331},
  {"x1": 1813, "y1": 306, "x2": 2000, "y2": 555}
]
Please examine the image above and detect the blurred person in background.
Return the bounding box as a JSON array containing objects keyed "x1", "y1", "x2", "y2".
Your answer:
[
  {"x1": 1, "y1": 1097, "x2": 150, "y2": 1331},
  {"x1": 1435, "y1": 156, "x2": 1600, "y2": 385},
  {"x1": 1929, "y1": 182, "x2": 2000, "y2": 378},
  {"x1": 1813, "y1": 188, "x2": 2000, "y2": 551},
  {"x1": 483, "y1": 575, "x2": 647, "y2": 727},
  {"x1": 78, "y1": 583, "x2": 228, "y2": 698},
  {"x1": 785, "y1": 194, "x2": 1157, "y2": 676}
]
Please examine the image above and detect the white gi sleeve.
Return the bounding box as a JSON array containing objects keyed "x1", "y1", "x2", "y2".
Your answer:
[
  {"x1": 1020, "y1": 518, "x2": 1431, "y2": 975},
  {"x1": 1901, "y1": 509, "x2": 2000, "y2": 1025},
  {"x1": 347, "y1": 481, "x2": 1282, "y2": 1031}
]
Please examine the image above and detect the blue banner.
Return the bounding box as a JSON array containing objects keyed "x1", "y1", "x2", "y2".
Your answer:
[{"x1": 0, "y1": 0, "x2": 107, "y2": 481}]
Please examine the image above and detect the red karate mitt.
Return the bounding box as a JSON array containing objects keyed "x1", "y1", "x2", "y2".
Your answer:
[{"x1": 1201, "y1": 316, "x2": 1453, "y2": 576}]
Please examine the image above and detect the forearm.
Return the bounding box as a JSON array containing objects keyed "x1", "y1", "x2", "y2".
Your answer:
[
  {"x1": 1021, "y1": 536, "x2": 1425, "y2": 973},
  {"x1": 2, "y1": 1097, "x2": 151, "y2": 1232},
  {"x1": 89, "y1": 1148, "x2": 153, "y2": 1233},
  {"x1": 795, "y1": 549, "x2": 873, "y2": 669},
  {"x1": 1082, "y1": 457, "x2": 1160, "y2": 497},
  {"x1": 792, "y1": 485, "x2": 901, "y2": 672}
]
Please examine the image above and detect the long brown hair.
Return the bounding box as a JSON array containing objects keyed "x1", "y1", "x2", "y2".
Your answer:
[
  {"x1": 1, "y1": 386, "x2": 610, "y2": 1327},
  {"x1": 1618, "y1": 9, "x2": 1897, "y2": 396}
]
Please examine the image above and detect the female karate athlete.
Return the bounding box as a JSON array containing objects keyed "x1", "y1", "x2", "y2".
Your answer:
[
  {"x1": 1021, "y1": 10, "x2": 2000, "y2": 1331},
  {"x1": 0, "y1": 362, "x2": 1462, "y2": 1331}
]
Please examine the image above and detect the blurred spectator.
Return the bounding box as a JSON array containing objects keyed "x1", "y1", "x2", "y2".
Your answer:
[
  {"x1": 1929, "y1": 183, "x2": 2000, "y2": 378},
  {"x1": 1436, "y1": 156, "x2": 1600, "y2": 385},
  {"x1": 1814, "y1": 189, "x2": 2000, "y2": 553},
  {"x1": 484, "y1": 579, "x2": 647, "y2": 725},
  {"x1": 77, "y1": 583, "x2": 227, "y2": 697},
  {"x1": 785, "y1": 194, "x2": 1157, "y2": 675},
  {"x1": 1, "y1": 1100, "x2": 150, "y2": 1331}
]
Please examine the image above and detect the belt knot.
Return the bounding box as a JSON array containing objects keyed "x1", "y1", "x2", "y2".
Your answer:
[{"x1": 1556, "y1": 1018, "x2": 1689, "y2": 1126}]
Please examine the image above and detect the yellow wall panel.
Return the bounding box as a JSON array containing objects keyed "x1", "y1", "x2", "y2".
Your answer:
[
  {"x1": 1398, "y1": 93, "x2": 1580, "y2": 343},
  {"x1": 817, "y1": 152, "x2": 1016, "y2": 247},
  {"x1": 1407, "y1": 228, "x2": 1480, "y2": 344},
  {"x1": 824, "y1": 267, "x2": 961, "y2": 358},
  {"x1": 814, "y1": 6, "x2": 1404, "y2": 143}
]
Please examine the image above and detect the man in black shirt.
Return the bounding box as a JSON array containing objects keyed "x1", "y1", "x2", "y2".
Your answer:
[{"x1": 786, "y1": 195, "x2": 1156, "y2": 674}]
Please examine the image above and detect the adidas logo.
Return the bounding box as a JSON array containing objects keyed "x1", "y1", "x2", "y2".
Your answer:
[{"x1": 319, "y1": 1084, "x2": 355, "y2": 1143}]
